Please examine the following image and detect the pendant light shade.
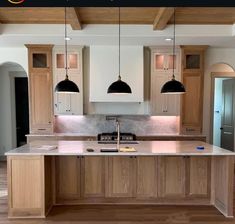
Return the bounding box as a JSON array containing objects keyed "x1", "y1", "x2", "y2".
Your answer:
[
  {"x1": 107, "y1": 7, "x2": 132, "y2": 94},
  {"x1": 161, "y1": 78, "x2": 186, "y2": 94},
  {"x1": 107, "y1": 76, "x2": 132, "y2": 94},
  {"x1": 161, "y1": 8, "x2": 185, "y2": 94},
  {"x1": 55, "y1": 7, "x2": 79, "y2": 93},
  {"x1": 55, "y1": 76, "x2": 79, "y2": 93}
]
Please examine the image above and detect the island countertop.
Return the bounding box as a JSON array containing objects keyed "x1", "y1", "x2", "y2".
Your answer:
[{"x1": 5, "y1": 140, "x2": 235, "y2": 156}]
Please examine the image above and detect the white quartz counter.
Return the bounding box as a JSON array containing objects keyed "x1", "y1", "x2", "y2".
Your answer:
[{"x1": 5, "y1": 140, "x2": 235, "y2": 156}]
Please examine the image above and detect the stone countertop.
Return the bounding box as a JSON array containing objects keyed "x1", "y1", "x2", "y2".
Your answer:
[
  {"x1": 5, "y1": 140, "x2": 234, "y2": 156},
  {"x1": 26, "y1": 133, "x2": 206, "y2": 137}
]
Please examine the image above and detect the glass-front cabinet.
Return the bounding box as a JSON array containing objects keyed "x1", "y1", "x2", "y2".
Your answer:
[
  {"x1": 154, "y1": 52, "x2": 179, "y2": 73},
  {"x1": 53, "y1": 46, "x2": 83, "y2": 115}
]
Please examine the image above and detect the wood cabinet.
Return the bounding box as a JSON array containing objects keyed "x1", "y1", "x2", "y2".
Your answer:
[
  {"x1": 106, "y1": 156, "x2": 136, "y2": 197},
  {"x1": 158, "y1": 156, "x2": 211, "y2": 199},
  {"x1": 26, "y1": 45, "x2": 54, "y2": 134},
  {"x1": 186, "y1": 156, "x2": 211, "y2": 197},
  {"x1": 154, "y1": 51, "x2": 180, "y2": 74},
  {"x1": 136, "y1": 156, "x2": 158, "y2": 198},
  {"x1": 53, "y1": 46, "x2": 83, "y2": 115},
  {"x1": 81, "y1": 156, "x2": 105, "y2": 198},
  {"x1": 180, "y1": 45, "x2": 207, "y2": 134},
  {"x1": 54, "y1": 156, "x2": 211, "y2": 204},
  {"x1": 55, "y1": 156, "x2": 81, "y2": 201},
  {"x1": 150, "y1": 47, "x2": 181, "y2": 116},
  {"x1": 158, "y1": 156, "x2": 186, "y2": 198},
  {"x1": 7, "y1": 156, "x2": 52, "y2": 218}
]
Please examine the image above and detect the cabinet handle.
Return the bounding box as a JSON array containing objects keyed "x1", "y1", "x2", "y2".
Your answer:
[
  {"x1": 48, "y1": 121, "x2": 51, "y2": 124},
  {"x1": 38, "y1": 128, "x2": 46, "y2": 131}
]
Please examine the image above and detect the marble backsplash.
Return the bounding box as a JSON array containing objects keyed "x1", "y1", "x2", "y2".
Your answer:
[{"x1": 54, "y1": 115, "x2": 179, "y2": 136}]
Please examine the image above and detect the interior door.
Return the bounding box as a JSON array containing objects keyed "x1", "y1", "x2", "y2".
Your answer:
[{"x1": 221, "y1": 79, "x2": 235, "y2": 151}]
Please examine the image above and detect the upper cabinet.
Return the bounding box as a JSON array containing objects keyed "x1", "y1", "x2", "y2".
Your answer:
[
  {"x1": 53, "y1": 46, "x2": 83, "y2": 115},
  {"x1": 154, "y1": 51, "x2": 180, "y2": 74},
  {"x1": 180, "y1": 45, "x2": 208, "y2": 134},
  {"x1": 150, "y1": 47, "x2": 181, "y2": 116},
  {"x1": 89, "y1": 46, "x2": 144, "y2": 102},
  {"x1": 26, "y1": 44, "x2": 54, "y2": 134}
]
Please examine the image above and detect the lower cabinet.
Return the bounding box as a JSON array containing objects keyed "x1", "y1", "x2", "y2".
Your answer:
[
  {"x1": 54, "y1": 156, "x2": 211, "y2": 203},
  {"x1": 81, "y1": 156, "x2": 105, "y2": 198},
  {"x1": 106, "y1": 156, "x2": 136, "y2": 197},
  {"x1": 186, "y1": 156, "x2": 211, "y2": 197},
  {"x1": 7, "y1": 156, "x2": 53, "y2": 218},
  {"x1": 136, "y1": 156, "x2": 158, "y2": 198},
  {"x1": 55, "y1": 156, "x2": 81, "y2": 201},
  {"x1": 158, "y1": 156, "x2": 186, "y2": 198}
]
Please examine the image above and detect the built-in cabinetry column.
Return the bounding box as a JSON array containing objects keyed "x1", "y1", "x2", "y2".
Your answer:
[
  {"x1": 150, "y1": 47, "x2": 181, "y2": 115},
  {"x1": 180, "y1": 45, "x2": 208, "y2": 134},
  {"x1": 25, "y1": 44, "x2": 54, "y2": 134},
  {"x1": 53, "y1": 46, "x2": 83, "y2": 115}
]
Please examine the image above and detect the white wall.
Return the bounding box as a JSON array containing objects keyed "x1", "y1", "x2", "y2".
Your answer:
[
  {"x1": 0, "y1": 63, "x2": 26, "y2": 158},
  {"x1": 203, "y1": 48, "x2": 235, "y2": 143},
  {"x1": 0, "y1": 48, "x2": 28, "y2": 73}
]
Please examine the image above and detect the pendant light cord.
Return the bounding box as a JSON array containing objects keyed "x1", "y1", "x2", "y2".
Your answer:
[
  {"x1": 65, "y1": 7, "x2": 68, "y2": 79},
  {"x1": 172, "y1": 7, "x2": 175, "y2": 80},
  {"x1": 118, "y1": 7, "x2": 121, "y2": 80}
]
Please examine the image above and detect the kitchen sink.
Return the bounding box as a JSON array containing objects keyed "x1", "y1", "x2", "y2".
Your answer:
[{"x1": 98, "y1": 141, "x2": 139, "y2": 144}]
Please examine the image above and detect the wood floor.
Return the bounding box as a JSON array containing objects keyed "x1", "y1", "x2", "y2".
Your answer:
[{"x1": 1, "y1": 161, "x2": 235, "y2": 224}]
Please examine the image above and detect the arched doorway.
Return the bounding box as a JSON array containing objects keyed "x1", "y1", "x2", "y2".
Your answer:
[
  {"x1": 210, "y1": 63, "x2": 235, "y2": 151},
  {"x1": 0, "y1": 62, "x2": 29, "y2": 161}
]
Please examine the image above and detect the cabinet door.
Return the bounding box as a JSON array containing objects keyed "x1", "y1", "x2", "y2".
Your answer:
[
  {"x1": 106, "y1": 156, "x2": 136, "y2": 198},
  {"x1": 158, "y1": 156, "x2": 186, "y2": 198},
  {"x1": 29, "y1": 49, "x2": 51, "y2": 71},
  {"x1": 136, "y1": 157, "x2": 158, "y2": 198},
  {"x1": 55, "y1": 156, "x2": 81, "y2": 201},
  {"x1": 150, "y1": 74, "x2": 180, "y2": 115},
  {"x1": 186, "y1": 157, "x2": 211, "y2": 197},
  {"x1": 30, "y1": 72, "x2": 53, "y2": 133},
  {"x1": 81, "y1": 156, "x2": 105, "y2": 198},
  {"x1": 165, "y1": 53, "x2": 179, "y2": 73},
  {"x1": 56, "y1": 51, "x2": 80, "y2": 74},
  {"x1": 54, "y1": 74, "x2": 83, "y2": 115},
  {"x1": 181, "y1": 72, "x2": 203, "y2": 133},
  {"x1": 8, "y1": 156, "x2": 44, "y2": 218},
  {"x1": 154, "y1": 53, "x2": 166, "y2": 72}
]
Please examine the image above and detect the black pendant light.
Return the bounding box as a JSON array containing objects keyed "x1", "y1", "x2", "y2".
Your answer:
[
  {"x1": 107, "y1": 7, "x2": 132, "y2": 94},
  {"x1": 161, "y1": 8, "x2": 185, "y2": 94},
  {"x1": 55, "y1": 7, "x2": 79, "y2": 93}
]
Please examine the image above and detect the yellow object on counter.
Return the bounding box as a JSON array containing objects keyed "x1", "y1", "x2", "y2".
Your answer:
[{"x1": 119, "y1": 147, "x2": 136, "y2": 152}]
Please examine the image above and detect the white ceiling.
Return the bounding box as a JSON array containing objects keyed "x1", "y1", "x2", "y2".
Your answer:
[{"x1": 0, "y1": 24, "x2": 235, "y2": 47}]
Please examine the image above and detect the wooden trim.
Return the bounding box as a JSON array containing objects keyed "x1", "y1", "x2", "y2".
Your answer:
[
  {"x1": 212, "y1": 156, "x2": 234, "y2": 218},
  {"x1": 153, "y1": 7, "x2": 174, "y2": 30},
  {"x1": 209, "y1": 72, "x2": 235, "y2": 145},
  {"x1": 67, "y1": 7, "x2": 82, "y2": 30}
]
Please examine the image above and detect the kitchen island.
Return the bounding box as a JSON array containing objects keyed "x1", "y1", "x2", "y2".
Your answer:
[{"x1": 5, "y1": 141, "x2": 235, "y2": 218}]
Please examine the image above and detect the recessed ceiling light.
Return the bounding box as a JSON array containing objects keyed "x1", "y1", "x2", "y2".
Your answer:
[
  {"x1": 65, "y1": 37, "x2": 72, "y2": 41},
  {"x1": 165, "y1": 38, "x2": 173, "y2": 41}
]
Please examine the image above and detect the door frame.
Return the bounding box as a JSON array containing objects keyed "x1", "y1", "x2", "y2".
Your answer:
[
  {"x1": 9, "y1": 72, "x2": 28, "y2": 148},
  {"x1": 210, "y1": 72, "x2": 235, "y2": 145}
]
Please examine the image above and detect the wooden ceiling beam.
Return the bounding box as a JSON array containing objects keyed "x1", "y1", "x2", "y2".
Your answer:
[
  {"x1": 153, "y1": 7, "x2": 174, "y2": 30},
  {"x1": 67, "y1": 7, "x2": 82, "y2": 30}
]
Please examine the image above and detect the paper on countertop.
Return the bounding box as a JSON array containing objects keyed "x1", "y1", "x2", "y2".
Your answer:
[
  {"x1": 35, "y1": 145, "x2": 58, "y2": 151},
  {"x1": 119, "y1": 147, "x2": 136, "y2": 152}
]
